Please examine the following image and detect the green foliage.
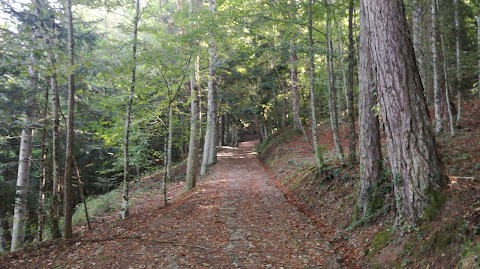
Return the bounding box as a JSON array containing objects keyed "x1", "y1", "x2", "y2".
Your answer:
[{"x1": 72, "y1": 190, "x2": 121, "y2": 225}]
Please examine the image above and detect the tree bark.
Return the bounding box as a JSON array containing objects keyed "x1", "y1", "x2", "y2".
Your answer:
[
  {"x1": 11, "y1": 55, "x2": 37, "y2": 250},
  {"x1": 11, "y1": 119, "x2": 34, "y2": 251},
  {"x1": 308, "y1": 0, "x2": 322, "y2": 170},
  {"x1": 120, "y1": 0, "x2": 140, "y2": 220},
  {"x1": 34, "y1": 0, "x2": 61, "y2": 238},
  {"x1": 478, "y1": 12, "x2": 480, "y2": 99},
  {"x1": 454, "y1": 0, "x2": 462, "y2": 128},
  {"x1": 325, "y1": 0, "x2": 345, "y2": 165},
  {"x1": 290, "y1": 40, "x2": 302, "y2": 132},
  {"x1": 200, "y1": 0, "x2": 217, "y2": 177},
  {"x1": 431, "y1": 0, "x2": 443, "y2": 134},
  {"x1": 411, "y1": 0, "x2": 425, "y2": 92},
  {"x1": 357, "y1": 0, "x2": 382, "y2": 218},
  {"x1": 185, "y1": 63, "x2": 199, "y2": 190},
  {"x1": 0, "y1": 213, "x2": 4, "y2": 252},
  {"x1": 166, "y1": 103, "x2": 173, "y2": 181},
  {"x1": 437, "y1": 1, "x2": 455, "y2": 137},
  {"x1": 362, "y1": 0, "x2": 449, "y2": 229},
  {"x1": 38, "y1": 78, "x2": 48, "y2": 242},
  {"x1": 346, "y1": 0, "x2": 356, "y2": 165},
  {"x1": 63, "y1": 0, "x2": 75, "y2": 239}
]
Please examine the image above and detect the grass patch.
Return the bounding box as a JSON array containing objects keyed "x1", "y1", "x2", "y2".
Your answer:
[
  {"x1": 72, "y1": 189, "x2": 121, "y2": 225},
  {"x1": 368, "y1": 228, "x2": 394, "y2": 257},
  {"x1": 459, "y1": 241, "x2": 480, "y2": 268}
]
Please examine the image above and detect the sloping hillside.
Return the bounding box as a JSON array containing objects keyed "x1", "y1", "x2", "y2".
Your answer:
[{"x1": 258, "y1": 99, "x2": 480, "y2": 268}]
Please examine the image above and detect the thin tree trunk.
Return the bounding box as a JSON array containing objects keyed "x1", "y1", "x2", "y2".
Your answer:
[
  {"x1": 308, "y1": 0, "x2": 322, "y2": 170},
  {"x1": 34, "y1": 0, "x2": 61, "y2": 238},
  {"x1": 346, "y1": 0, "x2": 356, "y2": 165},
  {"x1": 362, "y1": 0, "x2": 449, "y2": 228},
  {"x1": 325, "y1": 0, "x2": 344, "y2": 165},
  {"x1": 37, "y1": 78, "x2": 49, "y2": 242},
  {"x1": 454, "y1": 0, "x2": 462, "y2": 128},
  {"x1": 478, "y1": 13, "x2": 480, "y2": 99},
  {"x1": 11, "y1": 56, "x2": 37, "y2": 250},
  {"x1": 166, "y1": 103, "x2": 173, "y2": 181},
  {"x1": 281, "y1": 83, "x2": 287, "y2": 128},
  {"x1": 357, "y1": 0, "x2": 382, "y2": 217},
  {"x1": 200, "y1": 0, "x2": 217, "y2": 177},
  {"x1": 185, "y1": 65, "x2": 199, "y2": 190},
  {"x1": 437, "y1": 0, "x2": 455, "y2": 137},
  {"x1": 50, "y1": 72, "x2": 61, "y2": 239},
  {"x1": 11, "y1": 119, "x2": 35, "y2": 251},
  {"x1": 163, "y1": 135, "x2": 168, "y2": 206},
  {"x1": 120, "y1": 0, "x2": 140, "y2": 220},
  {"x1": 73, "y1": 157, "x2": 91, "y2": 230},
  {"x1": 0, "y1": 213, "x2": 4, "y2": 252},
  {"x1": 220, "y1": 114, "x2": 225, "y2": 146},
  {"x1": 431, "y1": 0, "x2": 443, "y2": 134},
  {"x1": 290, "y1": 40, "x2": 302, "y2": 132},
  {"x1": 63, "y1": 0, "x2": 75, "y2": 239}
]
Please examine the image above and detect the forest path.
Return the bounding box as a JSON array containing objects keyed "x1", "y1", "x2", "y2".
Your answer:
[{"x1": 1, "y1": 141, "x2": 338, "y2": 269}]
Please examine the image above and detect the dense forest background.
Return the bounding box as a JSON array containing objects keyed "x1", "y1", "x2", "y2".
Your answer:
[{"x1": 0, "y1": 0, "x2": 479, "y2": 265}]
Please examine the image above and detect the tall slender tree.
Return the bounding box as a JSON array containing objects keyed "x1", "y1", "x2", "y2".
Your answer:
[
  {"x1": 290, "y1": 40, "x2": 302, "y2": 132},
  {"x1": 308, "y1": 0, "x2": 322, "y2": 170},
  {"x1": 346, "y1": 0, "x2": 356, "y2": 165},
  {"x1": 200, "y1": 0, "x2": 218, "y2": 177},
  {"x1": 34, "y1": 0, "x2": 61, "y2": 238},
  {"x1": 63, "y1": 0, "x2": 75, "y2": 239},
  {"x1": 454, "y1": 0, "x2": 462, "y2": 128},
  {"x1": 324, "y1": 0, "x2": 344, "y2": 165},
  {"x1": 11, "y1": 61, "x2": 37, "y2": 251},
  {"x1": 431, "y1": 0, "x2": 443, "y2": 134},
  {"x1": 120, "y1": 0, "x2": 140, "y2": 220}
]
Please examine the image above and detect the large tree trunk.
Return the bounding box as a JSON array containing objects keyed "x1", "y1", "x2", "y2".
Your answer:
[
  {"x1": 289, "y1": 40, "x2": 302, "y2": 131},
  {"x1": 200, "y1": 0, "x2": 217, "y2": 177},
  {"x1": 63, "y1": 0, "x2": 75, "y2": 239},
  {"x1": 325, "y1": 0, "x2": 345, "y2": 165},
  {"x1": 357, "y1": 0, "x2": 383, "y2": 218},
  {"x1": 120, "y1": 0, "x2": 140, "y2": 220},
  {"x1": 308, "y1": 0, "x2": 322, "y2": 170},
  {"x1": 362, "y1": 0, "x2": 449, "y2": 229},
  {"x1": 431, "y1": 0, "x2": 443, "y2": 134}
]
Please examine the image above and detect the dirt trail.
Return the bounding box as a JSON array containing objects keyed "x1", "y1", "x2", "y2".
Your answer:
[{"x1": 1, "y1": 141, "x2": 338, "y2": 269}]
